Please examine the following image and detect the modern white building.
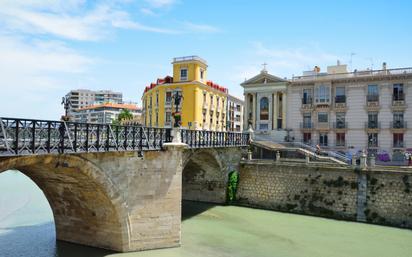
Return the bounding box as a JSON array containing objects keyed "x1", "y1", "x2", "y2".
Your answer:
[
  {"x1": 226, "y1": 95, "x2": 244, "y2": 132},
  {"x1": 242, "y1": 62, "x2": 412, "y2": 159},
  {"x1": 73, "y1": 103, "x2": 141, "y2": 124},
  {"x1": 65, "y1": 89, "x2": 123, "y2": 116}
]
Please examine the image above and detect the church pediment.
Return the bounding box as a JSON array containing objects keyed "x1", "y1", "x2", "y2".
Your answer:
[{"x1": 241, "y1": 71, "x2": 287, "y2": 86}]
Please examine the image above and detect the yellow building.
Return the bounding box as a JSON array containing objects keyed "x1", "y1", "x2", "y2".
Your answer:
[{"x1": 142, "y1": 56, "x2": 229, "y2": 131}]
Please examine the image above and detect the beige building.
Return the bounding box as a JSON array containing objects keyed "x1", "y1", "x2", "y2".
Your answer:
[
  {"x1": 226, "y1": 95, "x2": 244, "y2": 132},
  {"x1": 242, "y1": 62, "x2": 412, "y2": 159},
  {"x1": 73, "y1": 103, "x2": 141, "y2": 124}
]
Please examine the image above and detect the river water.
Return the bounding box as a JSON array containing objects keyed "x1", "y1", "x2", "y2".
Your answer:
[{"x1": 1, "y1": 170, "x2": 412, "y2": 257}]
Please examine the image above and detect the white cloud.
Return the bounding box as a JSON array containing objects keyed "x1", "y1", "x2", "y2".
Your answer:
[
  {"x1": 0, "y1": 1, "x2": 179, "y2": 41},
  {"x1": 145, "y1": 0, "x2": 176, "y2": 8},
  {"x1": 183, "y1": 22, "x2": 221, "y2": 33},
  {"x1": 0, "y1": 35, "x2": 94, "y2": 119}
]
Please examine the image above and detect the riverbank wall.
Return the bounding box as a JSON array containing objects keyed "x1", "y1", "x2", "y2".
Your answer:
[{"x1": 236, "y1": 160, "x2": 412, "y2": 228}]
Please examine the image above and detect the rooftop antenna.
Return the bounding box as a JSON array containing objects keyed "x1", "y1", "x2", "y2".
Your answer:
[
  {"x1": 366, "y1": 57, "x2": 374, "y2": 70},
  {"x1": 349, "y1": 52, "x2": 356, "y2": 71}
]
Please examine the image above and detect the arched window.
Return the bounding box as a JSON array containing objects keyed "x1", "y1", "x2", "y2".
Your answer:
[{"x1": 260, "y1": 97, "x2": 269, "y2": 120}]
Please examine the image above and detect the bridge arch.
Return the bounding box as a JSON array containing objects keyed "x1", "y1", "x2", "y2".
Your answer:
[
  {"x1": 182, "y1": 148, "x2": 244, "y2": 203},
  {"x1": 0, "y1": 154, "x2": 129, "y2": 251}
]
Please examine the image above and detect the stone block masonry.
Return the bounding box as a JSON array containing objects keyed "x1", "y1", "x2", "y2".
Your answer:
[{"x1": 237, "y1": 160, "x2": 412, "y2": 229}]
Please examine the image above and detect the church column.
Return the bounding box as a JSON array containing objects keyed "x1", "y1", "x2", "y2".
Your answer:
[
  {"x1": 273, "y1": 92, "x2": 278, "y2": 129},
  {"x1": 282, "y1": 92, "x2": 287, "y2": 129},
  {"x1": 272, "y1": 93, "x2": 276, "y2": 130},
  {"x1": 243, "y1": 93, "x2": 249, "y2": 130},
  {"x1": 252, "y1": 93, "x2": 257, "y2": 130}
]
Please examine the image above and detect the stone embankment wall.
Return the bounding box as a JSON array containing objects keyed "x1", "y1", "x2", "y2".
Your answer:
[{"x1": 237, "y1": 160, "x2": 412, "y2": 228}]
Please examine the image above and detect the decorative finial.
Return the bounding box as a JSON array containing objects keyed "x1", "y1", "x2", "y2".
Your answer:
[{"x1": 262, "y1": 62, "x2": 268, "y2": 72}]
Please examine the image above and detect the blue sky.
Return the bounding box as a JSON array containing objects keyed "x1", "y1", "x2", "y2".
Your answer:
[{"x1": 0, "y1": 0, "x2": 411, "y2": 119}]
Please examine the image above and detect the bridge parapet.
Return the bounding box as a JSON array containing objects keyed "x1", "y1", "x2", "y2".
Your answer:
[{"x1": 0, "y1": 117, "x2": 249, "y2": 156}]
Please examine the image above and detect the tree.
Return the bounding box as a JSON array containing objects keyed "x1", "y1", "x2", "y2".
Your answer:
[{"x1": 113, "y1": 109, "x2": 134, "y2": 125}]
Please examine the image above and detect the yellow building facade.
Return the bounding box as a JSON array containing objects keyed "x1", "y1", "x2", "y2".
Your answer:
[{"x1": 142, "y1": 56, "x2": 229, "y2": 131}]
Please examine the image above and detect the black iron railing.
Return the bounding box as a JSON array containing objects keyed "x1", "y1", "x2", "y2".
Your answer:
[
  {"x1": 0, "y1": 117, "x2": 249, "y2": 156},
  {"x1": 180, "y1": 129, "x2": 249, "y2": 148},
  {"x1": 0, "y1": 117, "x2": 172, "y2": 156}
]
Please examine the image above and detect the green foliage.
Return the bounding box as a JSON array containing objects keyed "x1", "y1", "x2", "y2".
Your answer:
[
  {"x1": 117, "y1": 109, "x2": 134, "y2": 121},
  {"x1": 227, "y1": 171, "x2": 239, "y2": 203}
]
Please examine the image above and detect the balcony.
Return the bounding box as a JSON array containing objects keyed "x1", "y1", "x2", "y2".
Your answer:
[
  {"x1": 334, "y1": 95, "x2": 347, "y2": 110},
  {"x1": 393, "y1": 141, "x2": 405, "y2": 149},
  {"x1": 333, "y1": 121, "x2": 348, "y2": 130},
  {"x1": 164, "y1": 121, "x2": 172, "y2": 127},
  {"x1": 366, "y1": 94, "x2": 379, "y2": 110},
  {"x1": 365, "y1": 121, "x2": 381, "y2": 130},
  {"x1": 317, "y1": 122, "x2": 330, "y2": 130},
  {"x1": 392, "y1": 93, "x2": 406, "y2": 110},
  {"x1": 300, "y1": 122, "x2": 314, "y2": 130},
  {"x1": 390, "y1": 121, "x2": 407, "y2": 130},
  {"x1": 301, "y1": 98, "x2": 313, "y2": 112}
]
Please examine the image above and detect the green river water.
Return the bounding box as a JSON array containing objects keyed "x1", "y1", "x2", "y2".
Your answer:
[{"x1": 1, "y1": 171, "x2": 412, "y2": 257}]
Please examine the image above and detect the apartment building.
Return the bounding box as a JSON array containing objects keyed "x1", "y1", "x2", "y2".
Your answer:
[
  {"x1": 65, "y1": 89, "x2": 123, "y2": 115},
  {"x1": 242, "y1": 62, "x2": 412, "y2": 158},
  {"x1": 142, "y1": 56, "x2": 243, "y2": 131},
  {"x1": 73, "y1": 103, "x2": 141, "y2": 124},
  {"x1": 227, "y1": 95, "x2": 244, "y2": 132}
]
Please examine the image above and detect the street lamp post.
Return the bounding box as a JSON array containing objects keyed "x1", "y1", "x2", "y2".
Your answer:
[
  {"x1": 172, "y1": 91, "x2": 183, "y2": 128},
  {"x1": 61, "y1": 96, "x2": 72, "y2": 121}
]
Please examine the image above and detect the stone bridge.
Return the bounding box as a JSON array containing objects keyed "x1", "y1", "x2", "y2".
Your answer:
[{"x1": 0, "y1": 138, "x2": 245, "y2": 252}]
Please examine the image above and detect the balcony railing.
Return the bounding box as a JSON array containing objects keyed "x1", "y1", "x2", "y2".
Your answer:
[
  {"x1": 302, "y1": 98, "x2": 313, "y2": 105},
  {"x1": 393, "y1": 142, "x2": 405, "y2": 148},
  {"x1": 292, "y1": 67, "x2": 412, "y2": 81},
  {"x1": 300, "y1": 122, "x2": 314, "y2": 129},
  {"x1": 333, "y1": 121, "x2": 348, "y2": 129},
  {"x1": 367, "y1": 94, "x2": 379, "y2": 102},
  {"x1": 390, "y1": 121, "x2": 407, "y2": 129},
  {"x1": 365, "y1": 121, "x2": 381, "y2": 129},
  {"x1": 335, "y1": 95, "x2": 346, "y2": 103},
  {"x1": 392, "y1": 93, "x2": 405, "y2": 101}
]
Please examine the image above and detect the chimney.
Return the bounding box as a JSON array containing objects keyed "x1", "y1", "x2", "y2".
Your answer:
[{"x1": 382, "y1": 62, "x2": 387, "y2": 70}]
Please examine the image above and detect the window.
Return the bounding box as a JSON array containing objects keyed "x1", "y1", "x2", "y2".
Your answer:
[
  {"x1": 393, "y1": 84, "x2": 404, "y2": 101},
  {"x1": 318, "y1": 112, "x2": 328, "y2": 123},
  {"x1": 303, "y1": 133, "x2": 312, "y2": 144},
  {"x1": 336, "y1": 112, "x2": 345, "y2": 128},
  {"x1": 203, "y1": 92, "x2": 207, "y2": 103},
  {"x1": 368, "y1": 133, "x2": 378, "y2": 147},
  {"x1": 260, "y1": 97, "x2": 269, "y2": 120},
  {"x1": 180, "y1": 68, "x2": 188, "y2": 81},
  {"x1": 303, "y1": 89, "x2": 313, "y2": 104},
  {"x1": 368, "y1": 112, "x2": 378, "y2": 128},
  {"x1": 303, "y1": 113, "x2": 312, "y2": 128},
  {"x1": 336, "y1": 133, "x2": 345, "y2": 146},
  {"x1": 149, "y1": 95, "x2": 152, "y2": 107},
  {"x1": 200, "y1": 69, "x2": 204, "y2": 80},
  {"x1": 315, "y1": 85, "x2": 330, "y2": 103},
  {"x1": 156, "y1": 91, "x2": 159, "y2": 106},
  {"x1": 367, "y1": 85, "x2": 379, "y2": 101},
  {"x1": 165, "y1": 112, "x2": 171, "y2": 123},
  {"x1": 217, "y1": 97, "x2": 220, "y2": 109},
  {"x1": 393, "y1": 112, "x2": 404, "y2": 128},
  {"x1": 393, "y1": 133, "x2": 404, "y2": 148},
  {"x1": 210, "y1": 95, "x2": 213, "y2": 105},
  {"x1": 319, "y1": 133, "x2": 328, "y2": 146},
  {"x1": 165, "y1": 92, "x2": 172, "y2": 104},
  {"x1": 155, "y1": 112, "x2": 158, "y2": 126},
  {"x1": 335, "y1": 87, "x2": 346, "y2": 103}
]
